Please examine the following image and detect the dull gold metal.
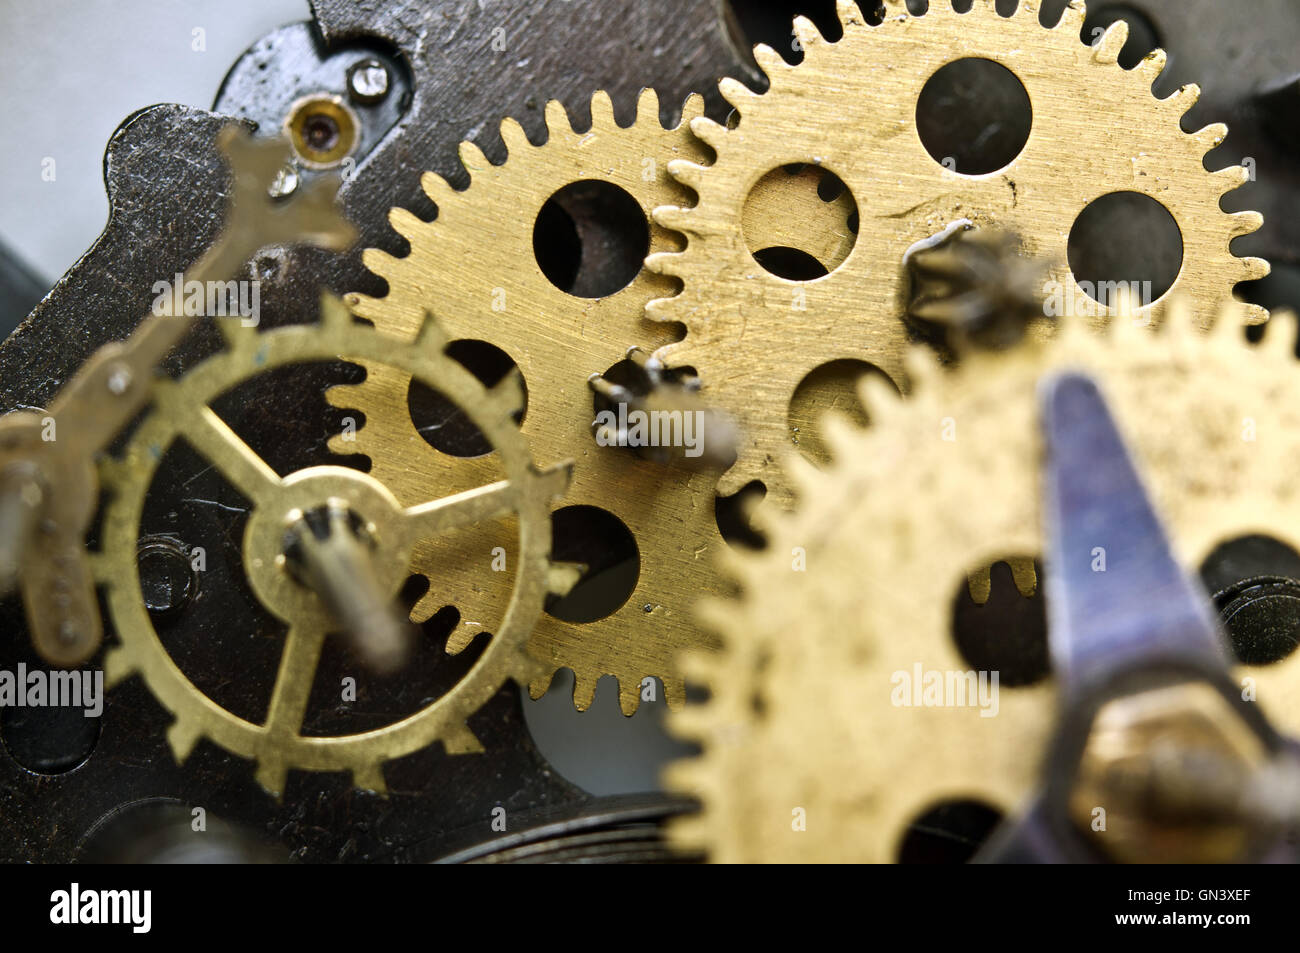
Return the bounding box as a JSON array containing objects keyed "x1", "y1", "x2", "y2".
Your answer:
[
  {"x1": 647, "y1": 0, "x2": 1270, "y2": 508},
  {"x1": 666, "y1": 302, "x2": 1300, "y2": 862},
  {"x1": 330, "y1": 90, "x2": 731, "y2": 713},
  {"x1": 0, "y1": 126, "x2": 354, "y2": 666},
  {"x1": 96, "y1": 298, "x2": 576, "y2": 797}
]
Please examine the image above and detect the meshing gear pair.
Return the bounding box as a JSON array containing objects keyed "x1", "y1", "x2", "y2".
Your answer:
[
  {"x1": 97, "y1": 301, "x2": 576, "y2": 797},
  {"x1": 665, "y1": 304, "x2": 1300, "y2": 863},
  {"x1": 647, "y1": 0, "x2": 1269, "y2": 508}
]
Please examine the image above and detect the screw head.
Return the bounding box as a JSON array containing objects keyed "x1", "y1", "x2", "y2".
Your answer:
[{"x1": 347, "y1": 58, "x2": 390, "y2": 104}]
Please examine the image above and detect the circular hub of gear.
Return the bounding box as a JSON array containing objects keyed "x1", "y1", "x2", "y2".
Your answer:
[
  {"x1": 97, "y1": 300, "x2": 574, "y2": 797},
  {"x1": 646, "y1": 0, "x2": 1270, "y2": 507},
  {"x1": 331, "y1": 90, "x2": 746, "y2": 713},
  {"x1": 666, "y1": 304, "x2": 1300, "y2": 862}
]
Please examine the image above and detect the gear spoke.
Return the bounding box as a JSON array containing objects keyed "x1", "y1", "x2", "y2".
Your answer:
[
  {"x1": 404, "y1": 479, "x2": 518, "y2": 538},
  {"x1": 263, "y1": 621, "x2": 327, "y2": 739},
  {"x1": 183, "y1": 406, "x2": 282, "y2": 505}
]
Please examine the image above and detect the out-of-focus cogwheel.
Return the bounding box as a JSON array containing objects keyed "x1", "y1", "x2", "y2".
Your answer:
[
  {"x1": 647, "y1": 0, "x2": 1270, "y2": 507},
  {"x1": 96, "y1": 300, "x2": 575, "y2": 797},
  {"x1": 330, "y1": 90, "x2": 745, "y2": 713},
  {"x1": 666, "y1": 302, "x2": 1300, "y2": 862}
]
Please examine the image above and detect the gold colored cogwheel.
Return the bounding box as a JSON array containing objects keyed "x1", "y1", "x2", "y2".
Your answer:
[
  {"x1": 330, "y1": 90, "x2": 734, "y2": 714},
  {"x1": 97, "y1": 300, "x2": 575, "y2": 797},
  {"x1": 647, "y1": 0, "x2": 1270, "y2": 507},
  {"x1": 666, "y1": 303, "x2": 1300, "y2": 862}
]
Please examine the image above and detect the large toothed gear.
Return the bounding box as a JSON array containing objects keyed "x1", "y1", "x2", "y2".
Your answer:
[
  {"x1": 647, "y1": 0, "x2": 1270, "y2": 507},
  {"x1": 96, "y1": 300, "x2": 576, "y2": 797},
  {"x1": 666, "y1": 302, "x2": 1300, "y2": 863},
  {"x1": 330, "y1": 90, "x2": 736, "y2": 714}
]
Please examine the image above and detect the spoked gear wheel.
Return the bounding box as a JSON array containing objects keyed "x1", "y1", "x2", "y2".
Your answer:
[
  {"x1": 667, "y1": 303, "x2": 1300, "y2": 862},
  {"x1": 97, "y1": 300, "x2": 575, "y2": 797},
  {"x1": 331, "y1": 90, "x2": 756, "y2": 713},
  {"x1": 647, "y1": 0, "x2": 1270, "y2": 507}
]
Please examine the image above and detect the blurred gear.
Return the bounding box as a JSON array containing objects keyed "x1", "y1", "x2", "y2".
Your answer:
[
  {"x1": 667, "y1": 301, "x2": 1300, "y2": 862},
  {"x1": 97, "y1": 298, "x2": 576, "y2": 796},
  {"x1": 647, "y1": 0, "x2": 1269, "y2": 507},
  {"x1": 332, "y1": 90, "x2": 738, "y2": 714}
]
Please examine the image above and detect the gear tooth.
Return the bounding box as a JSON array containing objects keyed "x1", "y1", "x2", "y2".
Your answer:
[
  {"x1": 254, "y1": 760, "x2": 288, "y2": 799},
  {"x1": 820, "y1": 411, "x2": 864, "y2": 461},
  {"x1": 324, "y1": 381, "x2": 362, "y2": 411},
  {"x1": 661, "y1": 676, "x2": 687, "y2": 711},
  {"x1": 1242, "y1": 302, "x2": 1270, "y2": 327},
  {"x1": 645, "y1": 294, "x2": 688, "y2": 328},
  {"x1": 901, "y1": 346, "x2": 940, "y2": 393},
  {"x1": 689, "y1": 115, "x2": 729, "y2": 151},
  {"x1": 352, "y1": 763, "x2": 388, "y2": 794},
  {"x1": 1055, "y1": 0, "x2": 1086, "y2": 30},
  {"x1": 863, "y1": 369, "x2": 904, "y2": 421},
  {"x1": 457, "y1": 139, "x2": 490, "y2": 176},
  {"x1": 1008, "y1": 556, "x2": 1039, "y2": 597},
  {"x1": 547, "y1": 561, "x2": 585, "y2": 597},
  {"x1": 1211, "y1": 164, "x2": 1251, "y2": 194},
  {"x1": 967, "y1": 566, "x2": 993, "y2": 605},
  {"x1": 1239, "y1": 256, "x2": 1271, "y2": 284},
  {"x1": 344, "y1": 292, "x2": 382, "y2": 323},
  {"x1": 695, "y1": 597, "x2": 738, "y2": 639},
  {"x1": 361, "y1": 247, "x2": 402, "y2": 282},
  {"x1": 618, "y1": 677, "x2": 642, "y2": 716},
  {"x1": 1192, "y1": 121, "x2": 1228, "y2": 151},
  {"x1": 792, "y1": 15, "x2": 824, "y2": 47},
  {"x1": 544, "y1": 99, "x2": 572, "y2": 137},
  {"x1": 645, "y1": 249, "x2": 688, "y2": 280},
  {"x1": 103, "y1": 645, "x2": 136, "y2": 687},
  {"x1": 486, "y1": 366, "x2": 527, "y2": 419},
  {"x1": 1091, "y1": 19, "x2": 1129, "y2": 65},
  {"x1": 499, "y1": 115, "x2": 530, "y2": 152},
  {"x1": 1015, "y1": 0, "x2": 1042, "y2": 18},
  {"x1": 1164, "y1": 83, "x2": 1202, "y2": 117},
  {"x1": 526, "y1": 668, "x2": 555, "y2": 701},
  {"x1": 414, "y1": 309, "x2": 451, "y2": 354},
  {"x1": 1257, "y1": 310, "x2": 1296, "y2": 357},
  {"x1": 837, "y1": 0, "x2": 867, "y2": 28},
  {"x1": 1210, "y1": 298, "x2": 1250, "y2": 340},
  {"x1": 445, "y1": 621, "x2": 477, "y2": 656},
  {"x1": 590, "y1": 89, "x2": 617, "y2": 128},
  {"x1": 679, "y1": 92, "x2": 706, "y2": 125},
  {"x1": 654, "y1": 206, "x2": 694, "y2": 234},
  {"x1": 881, "y1": 0, "x2": 908, "y2": 14},
  {"x1": 1136, "y1": 47, "x2": 1168, "y2": 84},
  {"x1": 442, "y1": 723, "x2": 485, "y2": 755},
  {"x1": 667, "y1": 158, "x2": 710, "y2": 192},
  {"x1": 1227, "y1": 210, "x2": 1264, "y2": 239},
  {"x1": 387, "y1": 206, "x2": 425, "y2": 241},
  {"x1": 420, "y1": 170, "x2": 455, "y2": 205},
  {"x1": 635, "y1": 86, "x2": 660, "y2": 123},
  {"x1": 718, "y1": 77, "x2": 759, "y2": 111},
  {"x1": 781, "y1": 450, "x2": 825, "y2": 502},
  {"x1": 571, "y1": 672, "x2": 599, "y2": 711},
  {"x1": 752, "y1": 43, "x2": 787, "y2": 77},
  {"x1": 166, "y1": 718, "x2": 202, "y2": 763}
]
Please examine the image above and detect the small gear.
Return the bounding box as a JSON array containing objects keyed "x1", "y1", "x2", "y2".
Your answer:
[
  {"x1": 331, "y1": 89, "x2": 745, "y2": 713},
  {"x1": 666, "y1": 303, "x2": 1300, "y2": 862},
  {"x1": 647, "y1": 0, "x2": 1269, "y2": 507},
  {"x1": 96, "y1": 299, "x2": 575, "y2": 797}
]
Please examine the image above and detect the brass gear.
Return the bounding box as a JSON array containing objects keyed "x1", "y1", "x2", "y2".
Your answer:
[
  {"x1": 666, "y1": 303, "x2": 1300, "y2": 862},
  {"x1": 97, "y1": 299, "x2": 575, "y2": 797},
  {"x1": 646, "y1": 0, "x2": 1270, "y2": 507},
  {"x1": 330, "y1": 90, "x2": 747, "y2": 713}
]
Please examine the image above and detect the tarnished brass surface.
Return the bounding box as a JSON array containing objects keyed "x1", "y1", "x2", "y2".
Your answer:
[
  {"x1": 330, "y1": 90, "x2": 732, "y2": 713},
  {"x1": 647, "y1": 0, "x2": 1269, "y2": 508},
  {"x1": 97, "y1": 298, "x2": 576, "y2": 796},
  {"x1": 667, "y1": 304, "x2": 1300, "y2": 862}
]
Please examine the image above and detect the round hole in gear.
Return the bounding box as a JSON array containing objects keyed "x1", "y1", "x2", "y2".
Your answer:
[
  {"x1": 743, "y1": 165, "x2": 857, "y2": 279},
  {"x1": 544, "y1": 506, "x2": 640, "y2": 623},
  {"x1": 408, "y1": 339, "x2": 526, "y2": 458},
  {"x1": 897, "y1": 799, "x2": 1004, "y2": 863},
  {"x1": 1068, "y1": 191, "x2": 1183, "y2": 306},
  {"x1": 1, "y1": 699, "x2": 101, "y2": 775},
  {"x1": 1200, "y1": 535, "x2": 1300, "y2": 666},
  {"x1": 915, "y1": 58, "x2": 1033, "y2": 174},
  {"x1": 532, "y1": 180, "x2": 650, "y2": 298},
  {"x1": 950, "y1": 557, "x2": 1050, "y2": 687},
  {"x1": 788, "y1": 359, "x2": 894, "y2": 466}
]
